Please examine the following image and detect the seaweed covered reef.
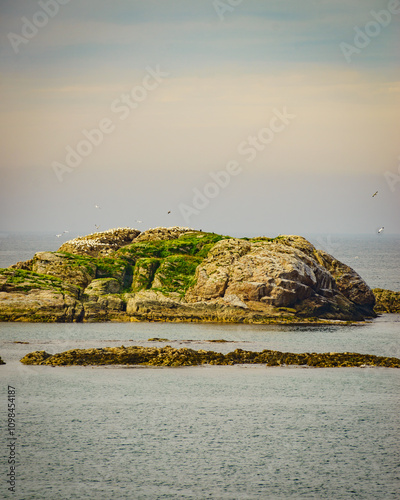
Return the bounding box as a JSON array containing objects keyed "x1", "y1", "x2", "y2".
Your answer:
[{"x1": 20, "y1": 346, "x2": 400, "y2": 368}]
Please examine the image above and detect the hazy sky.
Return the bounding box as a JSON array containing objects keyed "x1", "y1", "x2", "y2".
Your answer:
[{"x1": 0, "y1": 0, "x2": 399, "y2": 237}]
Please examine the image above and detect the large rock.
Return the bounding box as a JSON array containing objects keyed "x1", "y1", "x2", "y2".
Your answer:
[
  {"x1": 0, "y1": 269, "x2": 83, "y2": 322},
  {"x1": 58, "y1": 228, "x2": 140, "y2": 257},
  {"x1": 130, "y1": 258, "x2": 160, "y2": 292},
  {"x1": 312, "y1": 249, "x2": 375, "y2": 312},
  {"x1": 85, "y1": 278, "x2": 122, "y2": 296},
  {"x1": 32, "y1": 252, "x2": 96, "y2": 289},
  {"x1": 185, "y1": 236, "x2": 375, "y2": 320},
  {"x1": 134, "y1": 226, "x2": 194, "y2": 242},
  {"x1": 83, "y1": 295, "x2": 126, "y2": 322}
]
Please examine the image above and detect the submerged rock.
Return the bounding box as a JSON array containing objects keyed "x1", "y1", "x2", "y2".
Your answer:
[{"x1": 20, "y1": 346, "x2": 400, "y2": 368}]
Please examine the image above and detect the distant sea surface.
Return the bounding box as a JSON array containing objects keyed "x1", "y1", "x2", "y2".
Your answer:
[{"x1": 0, "y1": 232, "x2": 399, "y2": 499}]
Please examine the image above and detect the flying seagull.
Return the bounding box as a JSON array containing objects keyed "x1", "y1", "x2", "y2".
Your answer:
[
  {"x1": 94, "y1": 204, "x2": 101, "y2": 209},
  {"x1": 135, "y1": 220, "x2": 143, "y2": 224},
  {"x1": 372, "y1": 191, "x2": 378, "y2": 197},
  {"x1": 95, "y1": 224, "x2": 100, "y2": 231},
  {"x1": 378, "y1": 227, "x2": 384, "y2": 234},
  {"x1": 56, "y1": 230, "x2": 69, "y2": 238}
]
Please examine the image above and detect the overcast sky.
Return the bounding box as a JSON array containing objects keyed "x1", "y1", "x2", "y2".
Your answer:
[{"x1": 0, "y1": 0, "x2": 399, "y2": 237}]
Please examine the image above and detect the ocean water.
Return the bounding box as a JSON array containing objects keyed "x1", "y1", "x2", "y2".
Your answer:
[{"x1": 0, "y1": 233, "x2": 399, "y2": 499}]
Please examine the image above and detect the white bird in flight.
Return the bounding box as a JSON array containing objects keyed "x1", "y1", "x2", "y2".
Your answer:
[
  {"x1": 378, "y1": 227, "x2": 384, "y2": 234},
  {"x1": 55, "y1": 230, "x2": 69, "y2": 238},
  {"x1": 94, "y1": 204, "x2": 101, "y2": 209}
]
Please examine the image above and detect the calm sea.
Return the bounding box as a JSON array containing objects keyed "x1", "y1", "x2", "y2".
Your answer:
[{"x1": 0, "y1": 233, "x2": 399, "y2": 499}]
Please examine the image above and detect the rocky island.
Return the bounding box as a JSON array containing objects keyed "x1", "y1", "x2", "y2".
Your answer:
[{"x1": 0, "y1": 226, "x2": 394, "y2": 324}]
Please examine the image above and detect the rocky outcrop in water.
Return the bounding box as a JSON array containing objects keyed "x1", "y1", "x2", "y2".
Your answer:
[
  {"x1": 20, "y1": 346, "x2": 400, "y2": 368},
  {"x1": 0, "y1": 227, "x2": 379, "y2": 323},
  {"x1": 185, "y1": 236, "x2": 375, "y2": 320},
  {"x1": 373, "y1": 288, "x2": 400, "y2": 313}
]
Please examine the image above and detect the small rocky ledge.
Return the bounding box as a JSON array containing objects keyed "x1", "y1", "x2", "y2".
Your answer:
[
  {"x1": 373, "y1": 288, "x2": 400, "y2": 313},
  {"x1": 20, "y1": 346, "x2": 400, "y2": 368}
]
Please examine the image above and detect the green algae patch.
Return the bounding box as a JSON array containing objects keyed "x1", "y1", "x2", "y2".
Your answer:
[
  {"x1": 56, "y1": 253, "x2": 132, "y2": 289},
  {"x1": 131, "y1": 258, "x2": 161, "y2": 292},
  {"x1": 151, "y1": 255, "x2": 202, "y2": 296},
  {"x1": 0, "y1": 268, "x2": 80, "y2": 301},
  {"x1": 123, "y1": 232, "x2": 227, "y2": 295},
  {"x1": 1, "y1": 269, "x2": 68, "y2": 293},
  {"x1": 117, "y1": 231, "x2": 227, "y2": 262},
  {"x1": 20, "y1": 346, "x2": 400, "y2": 368}
]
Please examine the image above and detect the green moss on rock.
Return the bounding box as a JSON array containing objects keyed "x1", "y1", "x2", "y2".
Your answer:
[
  {"x1": 0, "y1": 268, "x2": 79, "y2": 297},
  {"x1": 117, "y1": 231, "x2": 226, "y2": 262},
  {"x1": 131, "y1": 258, "x2": 161, "y2": 292}
]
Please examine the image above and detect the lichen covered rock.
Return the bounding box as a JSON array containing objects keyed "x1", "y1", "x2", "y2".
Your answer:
[
  {"x1": 33, "y1": 252, "x2": 96, "y2": 289},
  {"x1": 85, "y1": 278, "x2": 122, "y2": 295},
  {"x1": 134, "y1": 226, "x2": 194, "y2": 243},
  {"x1": 58, "y1": 228, "x2": 140, "y2": 257},
  {"x1": 373, "y1": 288, "x2": 400, "y2": 313},
  {"x1": 185, "y1": 236, "x2": 375, "y2": 320},
  {"x1": 0, "y1": 269, "x2": 83, "y2": 322}
]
